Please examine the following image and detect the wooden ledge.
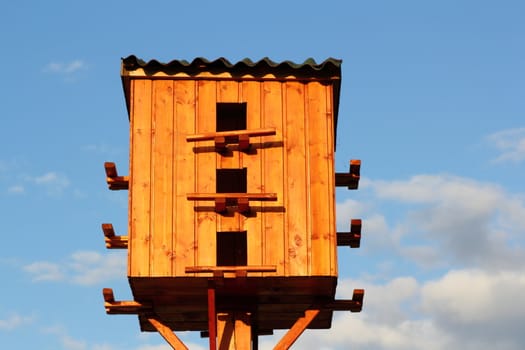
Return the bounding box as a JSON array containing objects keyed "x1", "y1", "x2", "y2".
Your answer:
[
  {"x1": 335, "y1": 159, "x2": 361, "y2": 190},
  {"x1": 101, "y1": 223, "x2": 128, "y2": 249},
  {"x1": 337, "y1": 219, "x2": 362, "y2": 248},
  {"x1": 187, "y1": 128, "x2": 276, "y2": 152},
  {"x1": 104, "y1": 162, "x2": 129, "y2": 190},
  {"x1": 103, "y1": 288, "x2": 151, "y2": 314},
  {"x1": 322, "y1": 289, "x2": 365, "y2": 313},
  {"x1": 187, "y1": 193, "x2": 277, "y2": 213},
  {"x1": 185, "y1": 265, "x2": 277, "y2": 277}
]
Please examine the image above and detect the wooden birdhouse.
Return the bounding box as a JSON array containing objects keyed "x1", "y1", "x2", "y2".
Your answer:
[{"x1": 102, "y1": 56, "x2": 364, "y2": 350}]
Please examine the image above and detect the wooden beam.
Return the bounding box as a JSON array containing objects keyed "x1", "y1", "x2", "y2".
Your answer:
[
  {"x1": 104, "y1": 162, "x2": 129, "y2": 190},
  {"x1": 101, "y1": 223, "x2": 128, "y2": 249},
  {"x1": 147, "y1": 316, "x2": 189, "y2": 350},
  {"x1": 185, "y1": 265, "x2": 277, "y2": 275},
  {"x1": 102, "y1": 288, "x2": 151, "y2": 314},
  {"x1": 187, "y1": 128, "x2": 276, "y2": 142},
  {"x1": 187, "y1": 193, "x2": 278, "y2": 201},
  {"x1": 322, "y1": 289, "x2": 365, "y2": 312},
  {"x1": 273, "y1": 309, "x2": 320, "y2": 350},
  {"x1": 335, "y1": 159, "x2": 361, "y2": 190},
  {"x1": 337, "y1": 219, "x2": 362, "y2": 248}
]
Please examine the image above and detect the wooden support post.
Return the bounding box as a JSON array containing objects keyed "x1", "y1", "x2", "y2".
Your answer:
[
  {"x1": 273, "y1": 309, "x2": 320, "y2": 350},
  {"x1": 217, "y1": 312, "x2": 252, "y2": 350},
  {"x1": 147, "y1": 316, "x2": 189, "y2": 350},
  {"x1": 208, "y1": 281, "x2": 217, "y2": 350}
]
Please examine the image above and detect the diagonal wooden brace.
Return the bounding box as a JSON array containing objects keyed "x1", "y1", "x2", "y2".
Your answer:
[
  {"x1": 273, "y1": 309, "x2": 321, "y2": 350},
  {"x1": 147, "y1": 316, "x2": 189, "y2": 350},
  {"x1": 104, "y1": 162, "x2": 129, "y2": 190}
]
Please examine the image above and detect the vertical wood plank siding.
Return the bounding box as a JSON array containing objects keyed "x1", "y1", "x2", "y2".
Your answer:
[
  {"x1": 128, "y1": 78, "x2": 336, "y2": 279},
  {"x1": 129, "y1": 79, "x2": 152, "y2": 276}
]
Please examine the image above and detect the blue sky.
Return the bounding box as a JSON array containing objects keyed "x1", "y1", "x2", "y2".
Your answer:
[{"x1": 1, "y1": 1, "x2": 524, "y2": 349}]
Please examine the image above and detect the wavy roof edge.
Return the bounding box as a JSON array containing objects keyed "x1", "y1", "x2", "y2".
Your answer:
[{"x1": 121, "y1": 55, "x2": 342, "y2": 77}]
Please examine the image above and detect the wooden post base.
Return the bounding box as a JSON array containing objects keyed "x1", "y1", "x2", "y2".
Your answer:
[{"x1": 217, "y1": 312, "x2": 252, "y2": 350}]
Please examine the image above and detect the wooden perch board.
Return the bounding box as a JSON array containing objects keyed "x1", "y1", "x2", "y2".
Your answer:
[
  {"x1": 104, "y1": 162, "x2": 129, "y2": 190},
  {"x1": 335, "y1": 159, "x2": 361, "y2": 189},
  {"x1": 337, "y1": 219, "x2": 362, "y2": 248}
]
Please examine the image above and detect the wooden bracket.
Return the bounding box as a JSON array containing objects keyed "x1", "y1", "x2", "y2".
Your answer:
[
  {"x1": 335, "y1": 159, "x2": 361, "y2": 190},
  {"x1": 337, "y1": 219, "x2": 362, "y2": 248},
  {"x1": 101, "y1": 223, "x2": 128, "y2": 249},
  {"x1": 104, "y1": 162, "x2": 129, "y2": 190},
  {"x1": 103, "y1": 288, "x2": 152, "y2": 314},
  {"x1": 188, "y1": 193, "x2": 278, "y2": 213},
  {"x1": 322, "y1": 289, "x2": 365, "y2": 313},
  {"x1": 187, "y1": 128, "x2": 276, "y2": 152}
]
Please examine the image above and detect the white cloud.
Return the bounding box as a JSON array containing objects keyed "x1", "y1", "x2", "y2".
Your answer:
[
  {"x1": 43, "y1": 325, "x2": 113, "y2": 350},
  {"x1": 256, "y1": 271, "x2": 525, "y2": 350},
  {"x1": 7, "y1": 185, "x2": 25, "y2": 194},
  {"x1": 26, "y1": 171, "x2": 70, "y2": 195},
  {"x1": 487, "y1": 127, "x2": 525, "y2": 163},
  {"x1": 24, "y1": 261, "x2": 64, "y2": 282},
  {"x1": 69, "y1": 251, "x2": 127, "y2": 286},
  {"x1": 0, "y1": 313, "x2": 34, "y2": 331},
  {"x1": 364, "y1": 174, "x2": 525, "y2": 270},
  {"x1": 44, "y1": 60, "x2": 87, "y2": 75},
  {"x1": 23, "y1": 251, "x2": 126, "y2": 286}
]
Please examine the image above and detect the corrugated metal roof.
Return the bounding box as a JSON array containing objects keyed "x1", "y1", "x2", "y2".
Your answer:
[{"x1": 121, "y1": 55, "x2": 342, "y2": 78}]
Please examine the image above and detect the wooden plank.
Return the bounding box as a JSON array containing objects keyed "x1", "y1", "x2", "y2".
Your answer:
[
  {"x1": 187, "y1": 128, "x2": 276, "y2": 141},
  {"x1": 129, "y1": 79, "x2": 152, "y2": 276},
  {"x1": 217, "y1": 80, "x2": 241, "y2": 233},
  {"x1": 147, "y1": 316, "x2": 189, "y2": 350},
  {"x1": 173, "y1": 80, "x2": 197, "y2": 276},
  {"x1": 307, "y1": 81, "x2": 334, "y2": 276},
  {"x1": 187, "y1": 193, "x2": 277, "y2": 201},
  {"x1": 242, "y1": 81, "x2": 264, "y2": 274},
  {"x1": 150, "y1": 80, "x2": 175, "y2": 276},
  {"x1": 261, "y1": 81, "x2": 285, "y2": 276},
  {"x1": 273, "y1": 309, "x2": 320, "y2": 350},
  {"x1": 185, "y1": 265, "x2": 277, "y2": 273},
  {"x1": 195, "y1": 80, "x2": 218, "y2": 271},
  {"x1": 234, "y1": 312, "x2": 251, "y2": 350},
  {"x1": 326, "y1": 83, "x2": 337, "y2": 275},
  {"x1": 284, "y1": 82, "x2": 308, "y2": 276}
]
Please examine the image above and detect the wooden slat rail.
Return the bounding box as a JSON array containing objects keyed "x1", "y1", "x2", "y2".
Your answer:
[
  {"x1": 104, "y1": 162, "x2": 129, "y2": 190},
  {"x1": 337, "y1": 219, "x2": 362, "y2": 248},
  {"x1": 187, "y1": 128, "x2": 276, "y2": 151},
  {"x1": 187, "y1": 193, "x2": 278, "y2": 213},
  {"x1": 335, "y1": 159, "x2": 361, "y2": 190},
  {"x1": 101, "y1": 223, "x2": 128, "y2": 249},
  {"x1": 186, "y1": 265, "x2": 277, "y2": 278},
  {"x1": 102, "y1": 288, "x2": 152, "y2": 314}
]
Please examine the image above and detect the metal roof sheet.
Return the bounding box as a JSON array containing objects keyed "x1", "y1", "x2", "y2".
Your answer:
[{"x1": 121, "y1": 55, "x2": 342, "y2": 78}]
